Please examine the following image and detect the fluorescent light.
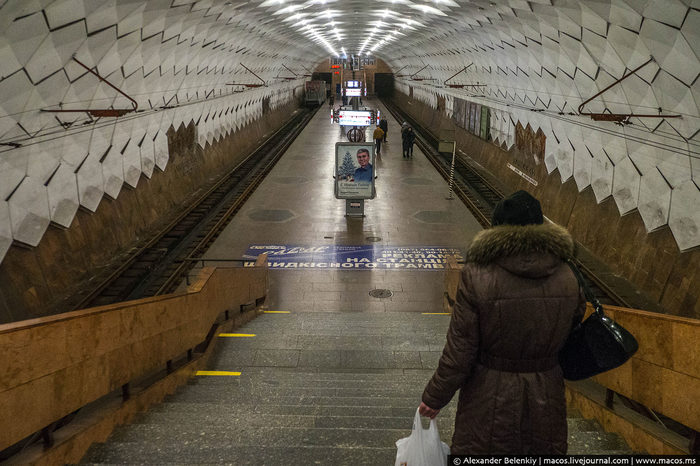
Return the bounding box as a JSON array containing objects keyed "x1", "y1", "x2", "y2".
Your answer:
[{"x1": 408, "y1": 4, "x2": 447, "y2": 15}]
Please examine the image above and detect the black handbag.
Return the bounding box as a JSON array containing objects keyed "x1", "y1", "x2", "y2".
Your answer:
[{"x1": 559, "y1": 261, "x2": 639, "y2": 381}]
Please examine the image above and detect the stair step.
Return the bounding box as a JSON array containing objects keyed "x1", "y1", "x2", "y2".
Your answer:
[
  {"x1": 82, "y1": 443, "x2": 397, "y2": 465},
  {"x1": 131, "y1": 412, "x2": 455, "y2": 430},
  {"x1": 150, "y1": 402, "x2": 442, "y2": 419},
  {"x1": 105, "y1": 424, "x2": 408, "y2": 448},
  {"x1": 176, "y1": 385, "x2": 424, "y2": 398},
  {"x1": 163, "y1": 393, "x2": 422, "y2": 407},
  {"x1": 189, "y1": 370, "x2": 433, "y2": 389}
]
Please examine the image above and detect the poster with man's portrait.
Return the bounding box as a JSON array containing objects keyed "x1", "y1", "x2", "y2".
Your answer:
[{"x1": 334, "y1": 142, "x2": 375, "y2": 199}]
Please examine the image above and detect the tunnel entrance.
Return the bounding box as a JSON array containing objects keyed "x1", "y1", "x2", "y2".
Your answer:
[{"x1": 375, "y1": 73, "x2": 394, "y2": 97}]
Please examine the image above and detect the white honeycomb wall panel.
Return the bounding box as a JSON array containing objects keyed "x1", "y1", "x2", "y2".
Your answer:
[
  {"x1": 591, "y1": 151, "x2": 614, "y2": 203},
  {"x1": 8, "y1": 176, "x2": 50, "y2": 247},
  {"x1": 0, "y1": 35, "x2": 23, "y2": 82},
  {"x1": 669, "y1": 181, "x2": 700, "y2": 251},
  {"x1": 101, "y1": 147, "x2": 124, "y2": 200},
  {"x1": 5, "y1": 12, "x2": 48, "y2": 69},
  {"x1": 573, "y1": 148, "x2": 593, "y2": 192},
  {"x1": 154, "y1": 131, "x2": 169, "y2": 171},
  {"x1": 0, "y1": 201, "x2": 12, "y2": 263},
  {"x1": 140, "y1": 134, "x2": 156, "y2": 179},
  {"x1": 0, "y1": 148, "x2": 28, "y2": 200},
  {"x1": 76, "y1": 155, "x2": 104, "y2": 212},
  {"x1": 638, "y1": 169, "x2": 672, "y2": 232},
  {"x1": 46, "y1": 162, "x2": 79, "y2": 228},
  {"x1": 612, "y1": 156, "x2": 641, "y2": 215},
  {"x1": 0, "y1": 72, "x2": 34, "y2": 139},
  {"x1": 44, "y1": 0, "x2": 86, "y2": 30},
  {"x1": 554, "y1": 142, "x2": 573, "y2": 182}
]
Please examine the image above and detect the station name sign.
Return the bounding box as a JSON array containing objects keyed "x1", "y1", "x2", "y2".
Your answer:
[{"x1": 243, "y1": 245, "x2": 465, "y2": 270}]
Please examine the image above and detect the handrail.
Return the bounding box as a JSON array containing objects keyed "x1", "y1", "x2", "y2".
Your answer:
[
  {"x1": 443, "y1": 255, "x2": 700, "y2": 441},
  {"x1": 0, "y1": 255, "x2": 269, "y2": 451}
]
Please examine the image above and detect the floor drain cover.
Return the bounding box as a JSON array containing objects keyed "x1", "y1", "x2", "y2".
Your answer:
[
  {"x1": 366, "y1": 236, "x2": 382, "y2": 242},
  {"x1": 369, "y1": 289, "x2": 393, "y2": 298}
]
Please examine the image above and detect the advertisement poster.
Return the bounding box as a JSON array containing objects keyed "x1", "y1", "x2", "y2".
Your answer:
[
  {"x1": 335, "y1": 142, "x2": 375, "y2": 199},
  {"x1": 243, "y1": 244, "x2": 465, "y2": 270}
]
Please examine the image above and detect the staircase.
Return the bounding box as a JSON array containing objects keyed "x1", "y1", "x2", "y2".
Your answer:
[{"x1": 81, "y1": 312, "x2": 631, "y2": 464}]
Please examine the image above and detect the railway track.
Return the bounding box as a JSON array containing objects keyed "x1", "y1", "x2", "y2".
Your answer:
[
  {"x1": 76, "y1": 107, "x2": 317, "y2": 309},
  {"x1": 381, "y1": 99, "x2": 626, "y2": 307}
]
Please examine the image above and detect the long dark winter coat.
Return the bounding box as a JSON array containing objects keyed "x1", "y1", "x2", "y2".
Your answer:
[{"x1": 422, "y1": 223, "x2": 585, "y2": 454}]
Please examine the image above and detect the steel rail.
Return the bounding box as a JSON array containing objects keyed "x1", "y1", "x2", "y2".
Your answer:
[
  {"x1": 154, "y1": 110, "x2": 316, "y2": 294},
  {"x1": 74, "y1": 108, "x2": 314, "y2": 309}
]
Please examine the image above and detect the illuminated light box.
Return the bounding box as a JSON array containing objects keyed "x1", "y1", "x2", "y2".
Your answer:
[
  {"x1": 338, "y1": 110, "x2": 372, "y2": 126},
  {"x1": 346, "y1": 80, "x2": 360, "y2": 87},
  {"x1": 346, "y1": 88, "x2": 362, "y2": 96}
]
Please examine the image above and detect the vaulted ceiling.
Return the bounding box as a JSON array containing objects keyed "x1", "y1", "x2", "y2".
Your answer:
[{"x1": 0, "y1": 0, "x2": 698, "y2": 263}]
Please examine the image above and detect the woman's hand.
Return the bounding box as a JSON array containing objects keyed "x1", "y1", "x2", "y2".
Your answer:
[{"x1": 418, "y1": 402, "x2": 440, "y2": 419}]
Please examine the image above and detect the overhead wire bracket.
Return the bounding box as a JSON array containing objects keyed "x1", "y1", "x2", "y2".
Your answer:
[
  {"x1": 578, "y1": 57, "x2": 682, "y2": 123},
  {"x1": 410, "y1": 65, "x2": 430, "y2": 81},
  {"x1": 444, "y1": 63, "x2": 473, "y2": 88},
  {"x1": 276, "y1": 64, "x2": 298, "y2": 81},
  {"x1": 301, "y1": 65, "x2": 313, "y2": 77},
  {"x1": 41, "y1": 56, "x2": 138, "y2": 118},
  {"x1": 394, "y1": 65, "x2": 409, "y2": 77},
  {"x1": 226, "y1": 63, "x2": 266, "y2": 88}
]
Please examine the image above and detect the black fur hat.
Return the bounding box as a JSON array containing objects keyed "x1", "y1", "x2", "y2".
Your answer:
[{"x1": 491, "y1": 190, "x2": 543, "y2": 226}]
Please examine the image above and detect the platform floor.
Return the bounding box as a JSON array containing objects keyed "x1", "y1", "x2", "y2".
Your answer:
[{"x1": 201, "y1": 97, "x2": 483, "y2": 313}]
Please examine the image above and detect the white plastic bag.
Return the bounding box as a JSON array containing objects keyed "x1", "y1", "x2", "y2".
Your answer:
[{"x1": 394, "y1": 408, "x2": 450, "y2": 466}]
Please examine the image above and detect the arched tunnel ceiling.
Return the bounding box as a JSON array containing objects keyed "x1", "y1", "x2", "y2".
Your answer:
[{"x1": 0, "y1": 0, "x2": 699, "y2": 263}]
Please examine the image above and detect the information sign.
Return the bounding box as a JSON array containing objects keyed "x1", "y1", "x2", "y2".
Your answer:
[{"x1": 338, "y1": 110, "x2": 372, "y2": 126}]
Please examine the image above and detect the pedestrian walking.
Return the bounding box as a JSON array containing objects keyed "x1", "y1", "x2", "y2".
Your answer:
[
  {"x1": 402, "y1": 126, "x2": 415, "y2": 158},
  {"x1": 373, "y1": 125, "x2": 385, "y2": 155},
  {"x1": 379, "y1": 117, "x2": 388, "y2": 142}
]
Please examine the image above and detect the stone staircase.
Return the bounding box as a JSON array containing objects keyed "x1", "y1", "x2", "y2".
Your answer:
[{"x1": 80, "y1": 312, "x2": 631, "y2": 464}]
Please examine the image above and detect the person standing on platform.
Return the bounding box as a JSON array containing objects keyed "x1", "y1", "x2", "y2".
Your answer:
[
  {"x1": 373, "y1": 125, "x2": 385, "y2": 156},
  {"x1": 418, "y1": 190, "x2": 585, "y2": 455},
  {"x1": 353, "y1": 148, "x2": 373, "y2": 182},
  {"x1": 379, "y1": 116, "x2": 388, "y2": 142},
  {"x1": 402, "y1": 126, "x2": 415, "y2": 158}
]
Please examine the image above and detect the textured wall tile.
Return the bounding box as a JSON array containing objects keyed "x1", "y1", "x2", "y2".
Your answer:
[
  {"x1": 669, "y1": 181, "x2": 700, "y2": 251},
  {"x1": 0, "y1": 201, "x2": 12, "y2": 263},
  {"x1": 46, "y1": 163, "x2": 79, "y2": 228},
  {"x1": 7, "y1": 176, "x2": 50, "y2": 246},
  {"x1": 591, "y1": 150, "x2": 614, "y2": 202},
  {"x1": 638, "y1": 169, "x2": 672, "y2": 232},
  {"x1": 613, "y1": 156, "x2": 641, "y2": 215}
]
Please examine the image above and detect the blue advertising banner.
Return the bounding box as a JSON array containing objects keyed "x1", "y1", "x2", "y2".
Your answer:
[{"x1": 243, "y1": 245, "x2": 465, "y2": 270}]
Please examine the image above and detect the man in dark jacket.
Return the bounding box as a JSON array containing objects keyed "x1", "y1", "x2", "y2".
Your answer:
[
  {"x1": 419, "y1": 190, "x2": 585, "y2": 454},
  {"x1": 402, "y1": 126, "x2": 415, "y2": 158},
  {"x1": 379, "y1": 117, "x2": 388, "y2": 142}
]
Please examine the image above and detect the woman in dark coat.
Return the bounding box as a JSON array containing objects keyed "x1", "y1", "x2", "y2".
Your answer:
[{"x1": 419, "y1": 190, "x2": 585, "y2": 454}]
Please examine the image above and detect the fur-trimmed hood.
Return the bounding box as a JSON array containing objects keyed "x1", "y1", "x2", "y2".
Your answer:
[{"x1": 466, "y1": 223, "x2": 575, "y2": 278}]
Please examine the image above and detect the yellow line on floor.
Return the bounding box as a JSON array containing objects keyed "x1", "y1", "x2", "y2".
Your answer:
[
  {"x1": 196, "y1": 371, "x2": 241, "y2": 376},
  {"x1": 218, "y1": 333, "x2": 256, "y2": 337},
  {"x1": 264, "y1": 311, "x2": 290, "y2": 313},
  {"x1": 422, "y1": 312, "x2": 451, "y2": 315}
]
